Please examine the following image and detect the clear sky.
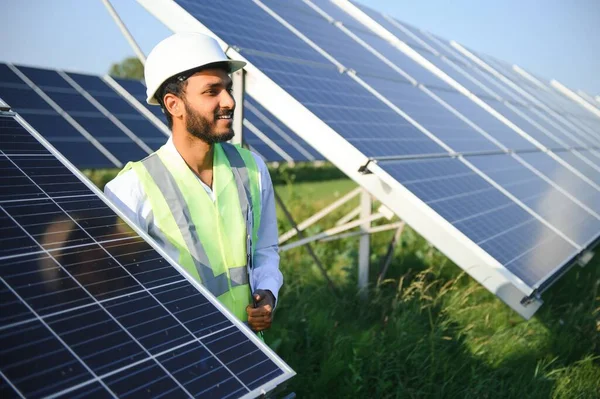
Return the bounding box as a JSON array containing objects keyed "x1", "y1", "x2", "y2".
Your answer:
[{"x1": 1, "y1": 0, "x2": 599, "y2": 95}]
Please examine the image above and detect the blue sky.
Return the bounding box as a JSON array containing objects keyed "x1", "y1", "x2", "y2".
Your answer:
[{"x1": 1, "y1": 0, "x2": 599, "y2": 95}]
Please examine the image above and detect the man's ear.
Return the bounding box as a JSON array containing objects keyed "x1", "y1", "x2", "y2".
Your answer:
[{"x1": 163, "y1": 93, "x2": 184, "y2": 118}]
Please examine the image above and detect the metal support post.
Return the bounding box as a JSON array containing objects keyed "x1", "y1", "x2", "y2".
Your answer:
[
  {"x1": 231, "y1": 68, "x2": 245, "y2": 146},
  {"x1": 377, "y1": 224, "x2": 405, "y2": 285},
  {"x1": 101, "y1": 0, "x2": 147, "y2": 65},
  {"x1": 358, "y1": 189, "x2": 371, "y2": 296},
  {"x1": 273, "y1": 189, "x2": 338, "y2": 295}
]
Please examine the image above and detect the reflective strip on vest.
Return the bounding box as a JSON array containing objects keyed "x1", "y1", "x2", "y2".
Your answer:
[
  {"x1": 140, "y1": 145, "x2": 252, "y2": 298},
  {"x1": 221, "y1": 143, "x2": 254, "y2": 275}
]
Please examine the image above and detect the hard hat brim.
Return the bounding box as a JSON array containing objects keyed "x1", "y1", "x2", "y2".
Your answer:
[{"x1": 147, "y1": 59, "x2": 247, "y2": 105}]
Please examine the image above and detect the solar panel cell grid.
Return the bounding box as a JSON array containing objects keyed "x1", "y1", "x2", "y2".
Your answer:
[
  {"x1": 113, "y1": 77, "x2": 167, "y2": 121},
  {"x1": 467, "y1": 153, "x2": 600, "y2": 247},
  {"x1": 67, "y1": 73, "x2": 166, "y2": 148},
  {"x1": 0, "y1": 66, "x2": 115, "y2": 168},
  {"x1": 262, "y1": 0, "x2": 414, "y2": 82},
  {"x1": 244, "y1": 51, "x2": 447, "y2": 158},
  {"x1": 431, "y1": 89, "x2": 539, "y2": 151},
  {"x1": 347, "y1": 0, "x2": 429, "y2": 51},
  {"x1": 244, "y1": 98, "x2": 321, "y2": 161},
  {"x1": 0, "y1": 114, "x2": 293, "y2": 398},
  {"x1": 11, "y1": 66, "x2": 151, "y2": 166},
  {"x1": 175, "y1": 0, "x2": 330, "y2": 66},
  {"x1": 360, "y1": 75, "x2": 501, "y2": 154},
  {"x1": 518, "y1": 151, "x2": 600, "y2": 215},
  {"x1": 378, "y1": 157, "x2": 579, "y2": 287}
]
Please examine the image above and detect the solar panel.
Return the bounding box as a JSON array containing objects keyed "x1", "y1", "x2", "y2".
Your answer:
[
  {"x1": 451, "y1": 50, "x2": 600, "y2": 146},
  {"x1": 372, "y1": 32, "x2": 600, "y2": 167},
  {"x1": 344, "y1": 0, "x2": 431, "y2": 52},
  {"x1": 137, "y1": 0, "x2": 600, "y2": 318},
  {"x1": 376, "y1": 156, "x2": 579, "y2": 288},
  {"x1": 0, "y1": 111, "x2": 295, "y2": 397},
  {"x1": 110, "y1": 76, "x2": 167, "y2": 122},
  {"x1": 65, "y1": 72, "x2": 168, "y2": 151},
  {"x1": 0, "y1": 64, "x2": 117, "y2": 169},
  {"x1": 244, "y1": 97, "x2": 322, "y2": 162}
]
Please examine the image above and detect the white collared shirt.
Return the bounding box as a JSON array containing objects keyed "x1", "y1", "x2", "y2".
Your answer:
[{"x1": 104, "y1": 138, "x2": 283, "y2": 303}]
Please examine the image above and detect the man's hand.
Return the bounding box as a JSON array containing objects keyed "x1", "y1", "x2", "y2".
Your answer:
[{"x1": 246, "y1": 290, "x2": 275, "y2": 332}]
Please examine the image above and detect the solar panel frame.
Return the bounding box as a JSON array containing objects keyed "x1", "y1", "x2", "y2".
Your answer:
[{"x1": 0, "y1": 110, "x2": 296, "y2": 398}]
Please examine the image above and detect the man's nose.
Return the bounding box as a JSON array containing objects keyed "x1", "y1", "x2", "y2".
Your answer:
[{"x1": 220, "y1": 89, "x2": 235, "y2": 109}]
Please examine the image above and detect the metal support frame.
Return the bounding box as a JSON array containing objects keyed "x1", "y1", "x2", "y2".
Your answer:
[
  {"x1": 232, "y1": 68, "x2": 245, "y2": 145},
  {"x1": 377, "y1": 224, "x2": 405, "y2": 285},
  {"x1": 273, "y1": 189, "x2": 338, "y2": 294},
  {"x1": 102, "y1": 0, "x2": 147, "y2": 65},
  {"x1": 358, "y1": 189, "x2": 371, "y2": 296},
  {"x1": 279, "y1": 187, "x2": 361, "y2": 244},
  {"x1": 280, "y1": 209, "x2": 386, "y2": 251},
  {"x1": 550, "y1": 79, "x2": 600, "y2": 118},
  {"x1": 0, "y1": 97, "x2": 10, "y2": 112}
]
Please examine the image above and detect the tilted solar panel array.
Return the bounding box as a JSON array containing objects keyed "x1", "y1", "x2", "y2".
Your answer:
[
  {"x1": 137, "y1": 0, "x2": 600, "y2": 317},
  {"x1": 0, "y1": 112, "x2": 294, "y2": 397},
  {"x1": 0, "y1": 64, "x2": 321, "y2": 169}
]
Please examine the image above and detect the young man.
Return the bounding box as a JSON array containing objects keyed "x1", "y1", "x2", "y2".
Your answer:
[{"x1": 105, "y1": 32, "x2": 282, "y2": 333}]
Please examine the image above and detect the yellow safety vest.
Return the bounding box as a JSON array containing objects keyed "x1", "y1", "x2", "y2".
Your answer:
[{"x1": 119, "y1": 142, "x2": 261, "y2": 322}]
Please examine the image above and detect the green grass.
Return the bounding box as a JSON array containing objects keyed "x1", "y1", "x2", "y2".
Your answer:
[{"x1": 270, "y1": 179, "x2": 600, "y2": 399}]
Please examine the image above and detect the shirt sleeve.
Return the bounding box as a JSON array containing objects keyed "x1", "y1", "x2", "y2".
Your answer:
[
  {"x1": 103, "y1": 170, "x2": 150, "y2": 233},
  {"x1": 251, "y1": 153, "x2": 284, "y2": 306}
]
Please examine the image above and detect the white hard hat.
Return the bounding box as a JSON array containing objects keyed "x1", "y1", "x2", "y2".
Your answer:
[{"x1": 144, "y1": 32, "x2": 246, "y2": 105}]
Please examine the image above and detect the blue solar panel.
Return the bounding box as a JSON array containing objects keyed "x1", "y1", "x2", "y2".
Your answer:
[
  {"x1": 261, "y1": 0, "x2": 414, "y2": 82},
  {"x1": 113, "y1": 77, "x2": 167, "y2": 121},
  {"x1": 359, "y1": 75, "x2": 500, "y2": 153},
  {"x1": 430, "y1": 89, "x2": 539, "y2": 151},
  {"x1": 518, "y1": 151, "x2": 600, "y2": 215},
  {"x1": 411, "y1": 48, "x2": 494, "y2": 96},
  {"x1": 466, "y1": 153, "x2": 600, "y2": 247},
  {"x1": 15, "y1": 65, "x2": 150, "y2": 164},
  {"x1": 67, "y1": 73, "x2": 166, "y2": 149},
  {"x1": 0, "y1": 113, "x2": 294, "y2": 398},
  {"x1": 175, "y1": 0, "x2": 330, "y2": 65},
  {"x1": 346, "y1": 0, "x2": 430, "y2": 51},
  {"x1": 245, "y1": 49, "x2": 447, "y2": 158},
  {"x1": 510, "y1": 104, "x2": 585, "y2": 149},
  {"x1": 244, "y1": 97, "x2": 321, "y2": 162},
  {"x1": 0, "y1": 64, "x2": 114, "y2": 168},
  {"x1": 554, "y1": 151, "x2": 600, "y2": 184},
  {"x1": 482, "y1": 99, "x2": 568, "y2": 150},
  {"x1": 377, "y1": 157, "x2": 578, "y2": 288},
  {"x1": 244, "y1": 129, "x2": 286, "y2": 162}
]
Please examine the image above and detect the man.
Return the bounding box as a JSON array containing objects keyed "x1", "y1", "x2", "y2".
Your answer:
[{"x1": 105, "y1": 32, "x2": 282, "y2": 334}]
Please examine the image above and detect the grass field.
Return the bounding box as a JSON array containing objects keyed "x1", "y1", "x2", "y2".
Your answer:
[{"x1": 270, "y1": 179, "x2": 600, "y2": 398}]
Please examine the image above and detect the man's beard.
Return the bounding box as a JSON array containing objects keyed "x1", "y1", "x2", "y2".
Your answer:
[{"x1": 184, "y1": 101, "x2": 235, "y2": 144}]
